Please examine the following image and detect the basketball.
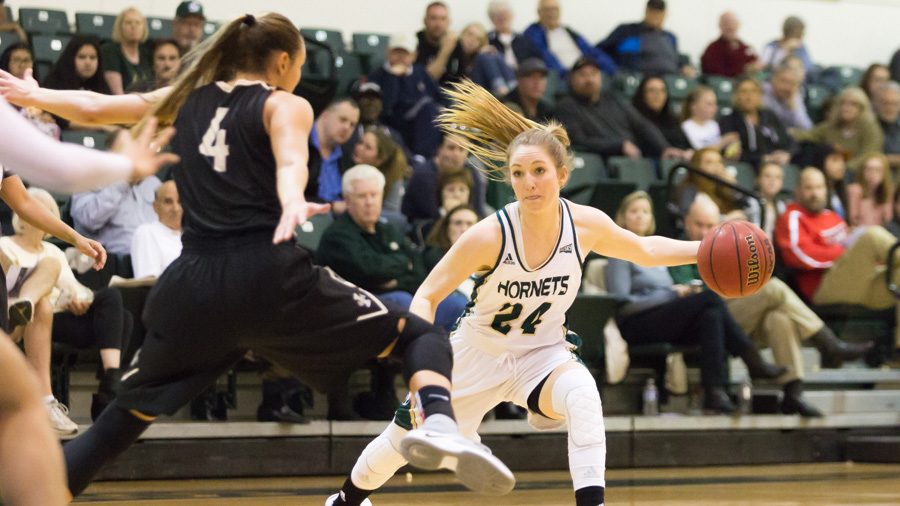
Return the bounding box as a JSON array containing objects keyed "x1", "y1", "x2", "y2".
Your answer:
[{"x1": 697, "y1": 221, "x2": 775, "y2": 298}]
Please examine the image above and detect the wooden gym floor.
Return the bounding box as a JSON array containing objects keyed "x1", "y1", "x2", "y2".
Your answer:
[{"x1": 74, "y1": 462, "x2": 900, "y2": 505}]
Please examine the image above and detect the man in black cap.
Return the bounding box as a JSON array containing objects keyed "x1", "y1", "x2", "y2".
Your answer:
[
  {"x1": 344, "y1": 81, "x2": 411, "y2": 162},
  {"x1": 597, "y1": 0, "x2": 695, "y2": 76},
  {"x1": 556, "y1": 56, "x2": 676, "y2": 160},
  {"x1": 172, "y1": 1, "x2": 205, "y2": 53},
  {"x1": 502, "y1": 58, "x2": 555, "y2": 123}
]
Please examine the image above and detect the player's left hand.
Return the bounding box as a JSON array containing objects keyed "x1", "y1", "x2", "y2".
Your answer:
[
  {"x1": 75, "y1": 236, "x2": 107, "y2": 270},
  {"x1": 273, "y1": 199, "x2": 331, "y2": 244}
]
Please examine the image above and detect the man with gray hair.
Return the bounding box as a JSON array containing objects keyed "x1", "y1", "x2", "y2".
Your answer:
[
  {"x1": 875, "y1": 81, "x2": 900, "y2": 169},
  {"x1": 487, "y1": 0, "x2": 541, "y2": 70},
  {"x1": 763, "y1": 63, "x2": 813, "y2": 131},
  {"x1": 317, "y1": 165, "x2": 466, "y2": 330}
]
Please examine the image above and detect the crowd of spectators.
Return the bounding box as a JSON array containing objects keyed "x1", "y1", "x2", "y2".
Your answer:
[{"x1": 1, "y1": 0, "x2": 899, "y2": 428}]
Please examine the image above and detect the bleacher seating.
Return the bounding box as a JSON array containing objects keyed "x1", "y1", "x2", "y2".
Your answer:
[
  {"x1": 146, "y1": 16, "x2": 173, "y2": 39},
  {"x1": 351, "y1": 32, "x2": 388, "y2": 73},
  {"x1": 74, "y1": 12, "x2": 116, "y2": 40},
  {"x1": 607, "y1": 156, "x2": 657, "y2": 190},
  {"x1": 664, "y1": 74, "x2": 697, "y2": 102},
  {"x1": 704, "y1": 75, "x2": 735, "y2": 105},
  {"x1": 18, "y1": 7, "x2": 69, "y2": 35},
  {"x1": 727, "y1": 161, "x2": 755, "y2": 189},
  {"x1": 300, "y1": 27, "x2": 344, "y2": 54},
  {"x1": 61, "y1": 130, "x2": 109, "y2": 149},
  {"x1": 334, "y1": 51, "x2": 363, "y2": 97},
  {"x1": 563, "y1": 152, "x2": 606, "y2": 205},
  {"x1": 589, "y1": 181, "x2": 638, "y2": 217},
  {"x1": 0, "y1": 29, "x2": 21, "y2": 56},
  {"x1": 30, "y1": 33, "x2": 71, "y2": 67},
  {"x1": 613, "y1": 70, "x2": 642, "y2": 99}
]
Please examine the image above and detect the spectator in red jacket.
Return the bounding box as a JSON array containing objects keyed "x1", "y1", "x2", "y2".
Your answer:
[
  {"x1": 701, "y1": 11, "x2": 761, "y2": 77},
  {"x1": 775, "y1": 167, "x2": 900, "y2": 351}
]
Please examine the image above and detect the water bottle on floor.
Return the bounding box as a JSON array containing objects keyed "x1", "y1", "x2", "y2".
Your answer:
[{"x1": 642, "y1": 377, "x2": 659, "y2": 416}]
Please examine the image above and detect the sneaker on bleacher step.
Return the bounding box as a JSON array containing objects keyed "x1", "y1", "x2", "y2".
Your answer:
[
  {"x1": 399, "y1": 413, "x2": 515, "y2": 496},
  {"x1": 46, "y1": 398, "x2": 78, "y2": 435},
  {"x1": 8, "y1": 298, "x2": 34, "y2": 328},
  {"x1": 324, "y1": 492, "x2": 372, "y2": 506}
]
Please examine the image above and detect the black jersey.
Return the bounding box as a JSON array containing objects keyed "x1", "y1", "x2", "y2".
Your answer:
[{"x1": 171, "y1": 81, "x2": 281, "y2": 240}]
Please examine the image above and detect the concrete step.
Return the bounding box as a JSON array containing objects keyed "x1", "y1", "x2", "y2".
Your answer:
[{"x1": 845, "y1": 435, "x2": 900, "y2": 463}]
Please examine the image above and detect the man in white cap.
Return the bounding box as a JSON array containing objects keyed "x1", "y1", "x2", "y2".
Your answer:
[{"x1": 368, "y1": 34, "x2": 442, "y2": 158}]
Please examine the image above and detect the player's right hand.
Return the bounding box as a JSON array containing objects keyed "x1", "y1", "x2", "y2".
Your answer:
[
  {"x1": 113, "y1": 117, "x2": 180, "y2": 184},
  {"x1": 273, "y1": 199, "x2": 331, "y2": 244},
  {"x1": 0, "y1": 68, "x2": 39, "y2": 107}
]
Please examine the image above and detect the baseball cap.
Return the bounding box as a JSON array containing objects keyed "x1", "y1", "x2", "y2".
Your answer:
[
  {"x1": 176, "y1": 1, "x2": 205, "y2": 19},
  {"x1": 387, "y1": 33, "x2": 416, "y2": 53},
  {"x1": 352, "y1": 81, "x2": 382, "y2": 99},
  {"x1": 570, "y1": 56, "x2": 601, "y2": 73},
  {"x1": 516, "y1": 58, "x2": 548, "y2": 78}
]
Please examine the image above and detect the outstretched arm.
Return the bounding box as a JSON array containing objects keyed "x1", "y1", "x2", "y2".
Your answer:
[
  {"x1": 0, "y1": 99, "x2": 178, "y2": 193},
  {"x1": 0, "y1": 69, "x2": 167, "y2": 125},
  {"x1": 265, "y1": 91, "x2": 331, "y2": 244},
  {"x1": 577, "y1": 204, "x2": 699, "y2": 267},
  {"x1": 411, "y1": 217, "x2": 500, "y2": 322}
]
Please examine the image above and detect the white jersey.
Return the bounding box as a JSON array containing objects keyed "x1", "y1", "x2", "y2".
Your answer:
[{"x1": 456, "y1": 198, "x2": 584, "y2": 357}]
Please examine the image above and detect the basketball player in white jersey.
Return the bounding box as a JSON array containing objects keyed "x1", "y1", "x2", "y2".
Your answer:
[{"x1": 326, "y1": 80, "x2": 703, "y2": 506}]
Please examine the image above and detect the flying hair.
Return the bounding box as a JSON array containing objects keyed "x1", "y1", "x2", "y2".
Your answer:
[{"x1": 436, "y1": 79, "x2": 573, "y2": 182}]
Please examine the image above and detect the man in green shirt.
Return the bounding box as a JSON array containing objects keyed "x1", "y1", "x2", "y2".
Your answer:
[
  {"x1": 671, "y1": 195, "x2": 871, "y2": 417},
  {"x1": 317, "y1": 164, "x2": 466, "y2": 329}
]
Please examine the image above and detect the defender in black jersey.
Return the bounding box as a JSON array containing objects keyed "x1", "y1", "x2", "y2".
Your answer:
[{"x1": 61, "y1": 13, "x2": 513, "y2": 499}]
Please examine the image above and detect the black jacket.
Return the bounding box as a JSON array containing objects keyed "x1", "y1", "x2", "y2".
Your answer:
[
  {"x1": 488, "y1": 31, "x2": 542, "y2": 66},
  {"x1": 718, "y1": 109, "x2": 793, "y2": 168}
]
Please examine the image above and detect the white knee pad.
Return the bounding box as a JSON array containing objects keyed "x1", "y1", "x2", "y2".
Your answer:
[
  {"x1": 551, "y1": 367, "x2": 607, "y2": 489},
  {"x1": 350, "y1": 422, "x2": 409, "y2": 491}
]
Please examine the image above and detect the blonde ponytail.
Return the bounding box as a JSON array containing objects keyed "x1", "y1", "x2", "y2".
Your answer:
[{"x1": 437, "y1": 79, "x2": 573, "y2": 181}]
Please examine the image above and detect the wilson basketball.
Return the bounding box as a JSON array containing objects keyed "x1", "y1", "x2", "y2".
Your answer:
[{"x1": 697, "y1": 221, "x2": 775, "y2": 298}]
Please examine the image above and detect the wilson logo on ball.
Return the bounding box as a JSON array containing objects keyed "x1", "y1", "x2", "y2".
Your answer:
[{"x1": 745, "y1": 234, "x2": 760, "y2": 287}]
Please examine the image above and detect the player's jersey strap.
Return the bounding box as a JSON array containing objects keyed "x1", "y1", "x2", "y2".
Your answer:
[{"x1": 456, "y1": 198, "x2": 584, "y2": 357}]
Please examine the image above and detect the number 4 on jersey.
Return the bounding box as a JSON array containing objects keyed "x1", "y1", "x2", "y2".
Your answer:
[
  {"x1": 199, "y1": 107, "x2": 230, "y2": 172},
  {"x1": 490, "y1": 302, "x2": 552, "y2": 335}
]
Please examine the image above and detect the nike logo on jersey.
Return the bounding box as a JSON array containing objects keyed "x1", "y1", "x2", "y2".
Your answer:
[
  {"x1": 558, "y1": 243, "x2": 573, "y2": 253},
  {"x1": 502, "y1": 253, "x2": 515, "y2": 265}
]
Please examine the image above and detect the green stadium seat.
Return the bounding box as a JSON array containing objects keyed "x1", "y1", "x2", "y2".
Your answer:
[
  {"x1": 589, "y1": 181, "x2": 638, "y2": 217},
  {"x1": 823, "y1": 65, "x2": 863, "y2": 90},
  {"x1": 543, "y1": 69, "x2": 561, "y2": 105},
  {"x1": 61, "y1": 130, "x2": 109, "y2": 149},
  {"x1": 566, "y1": 294, "x2": 623, "y2": 375},
  {"x1": 203, "y1": 21, "x2": 219, "y2": 39},
  {"x1": 664, "y1": 75, "x2": 697, "y2": 101},
  {"x1": 486, "y1": 178, "x2": 516, "y2": 211},
  {"x1": 295, "y1": 213, "x2": 334, "y2": 253},
  {"x1": 31, "y1": 34, "x2": 71, "y2": 66},
  {"x1": 351, "y1": 32, "x2": 388, "y2": 72},
  {"x1": 301, "y1": 39, "x2": 336, "y2": 82},
  {"x1": 18, "y1": 8, "x2": 69, "y2": 35},
  {"x1": 147, "y1": 17, "x2": 173, "y2": 39},
  {"x1": 782, "y1": 163, "x2": 800, "y2": 193},
  {"x1": 75, "y1": 13, "x2": 116, "y2": 40},
  {"x1": 563, "y1": 152, "x2": 606, "y2": 205},
  {"x1": 727, "y1": 161, "x2": 755, "y2": 190},
  {"x1": 647, "y1": 182, "x2": 678, "y2": 238},
  {"x1": 607, "y1": 157, "x2": 657, "y2": 190},
  {"x1": 300, "y1": 27, "x2": 344, "y2": 54},
  {"x1": 335, "y1": 51, "x2": 364, "y2": 96},
  {"x1": 805, "y1": 84, "x2": 832, "y2": 123},
  {"x1": 613, "y1": 70, "x2": 642, "y2": 99},
  {"x1": 0, "y1": 30, "x2": 21, "y2": 57},
  {"x1": 704, "y1": 75, "x2": 735, "y2": 104}
]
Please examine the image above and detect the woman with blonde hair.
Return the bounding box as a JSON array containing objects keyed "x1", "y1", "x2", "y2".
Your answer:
[
  {"x1": 445, "y1": 22, "x2": 516, "y2": 95},
  {"x1": 794, "y1": 86, "x2": 885, "y2": 172},
  {"x1": 102, "y1": 7, "x2": 152, "y2": 94},
  {"x1": 326, "y1": 80, "x2": 785, "y2": 506}
]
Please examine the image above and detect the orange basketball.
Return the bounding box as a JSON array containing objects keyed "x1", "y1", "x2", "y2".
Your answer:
[{"x1": 697, "y1": 221, "x2": 775, "y2": 298}]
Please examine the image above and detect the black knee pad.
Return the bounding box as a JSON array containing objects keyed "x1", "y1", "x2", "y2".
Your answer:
[{"x1": 395, "y1": 314, "x2": 452, "y2": 383}]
